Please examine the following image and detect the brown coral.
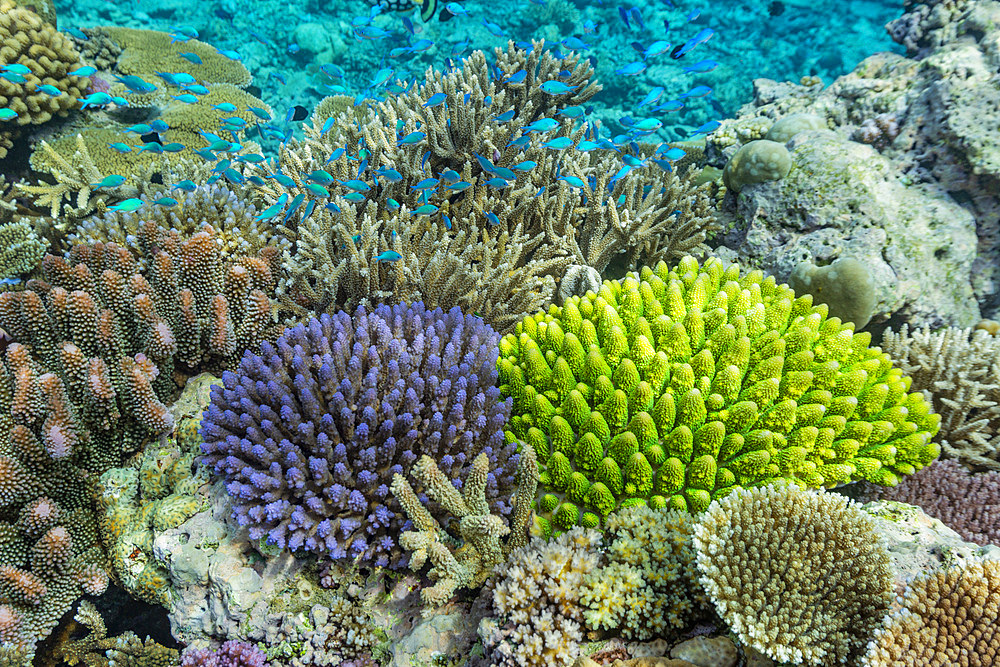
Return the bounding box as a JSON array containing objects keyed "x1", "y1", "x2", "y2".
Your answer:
[
  {"x1": 0, "y1": 0, "x2": 89, "y2": 157},
  {"x1": 861, "y1": 557, "x2": 1000, "y2": 667},
  {"x1": 692, "y1": 484, "x2": 894, "y2": 666}
]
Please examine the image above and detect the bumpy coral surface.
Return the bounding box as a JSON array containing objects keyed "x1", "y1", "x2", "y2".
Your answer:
[
  {"x1": 499, "y1": 255, "x2": 940, "y2": 532},
  {"x1": 200, "y1": 304, "x2": 518, "y2": 567},
  {"x1": 0, "y1": 221, "x2": 45, "y2": 281},
  {"x1": 182, "y1": 640, "x2": 269, "y2": 667},
  {"x1": 861, "y1": 557, "x2": 1000, "y2": 667},
  {"x1": 693, "y1": 484, "x2": 895, "y2": 666}
]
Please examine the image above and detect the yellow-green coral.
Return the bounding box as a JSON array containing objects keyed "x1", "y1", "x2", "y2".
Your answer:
[
  {"x1": 50, "y1": 600, "x2": 180, "y2": 666},
  {"x1": 499, "y1": 255, "x2": 940, "y2": 533},
  {"x1": 0, "y1": 220, "x2": 45, "y2": 280},
  {"x1": 101, "y1": 26, "x2": 251, "y2": 87}
]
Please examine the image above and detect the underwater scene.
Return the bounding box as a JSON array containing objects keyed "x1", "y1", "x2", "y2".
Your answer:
[{"x1": 0, "y1": 0, "x2": 999, "y2": 664}]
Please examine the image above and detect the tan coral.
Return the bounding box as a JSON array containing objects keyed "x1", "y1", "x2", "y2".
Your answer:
[
  {"x1": 860, "y1": 558, "x2": 1000, "y2": 667},
  {"x1": 0, "y1": 0, "x2": 89, "y2": 157},
  {"x1": 692, "y1": 484, "x2": 894, "y2": 666},
  {"x1": 101, "y1": 26, "x2": 251, "y2": 87}
]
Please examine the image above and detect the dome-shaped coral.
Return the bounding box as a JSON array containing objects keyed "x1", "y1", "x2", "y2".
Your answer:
[
  {"x1": 199, "y1": 304, "x2": 519, "y2": 567},
  {"x1": 499, "y1": 255, "x2": 940, "y2": 533}
]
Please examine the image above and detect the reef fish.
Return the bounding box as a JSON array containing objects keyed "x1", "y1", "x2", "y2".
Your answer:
[{"x1": 365, "y1": 0, "x2": 439, "y2": 21}]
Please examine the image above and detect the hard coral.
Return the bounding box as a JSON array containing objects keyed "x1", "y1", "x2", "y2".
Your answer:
[
  {"x1": 693, "y1": 484, "x2": 894, "y2": 666},
  {"x1": 0, "y1": 0, "x2": 89, "y2": 157},
  {"x1": 200, "y1": 304, "x2": 519, "y2": 567},
  {"x1": 182, "y1": 640, "x2": 269, "y2": 667},
  {"x1": 0, "y1": 221, "x2": 45, "y2": 281},
  {"x1": 499, "y1": 255, "x2": 940, "y2": 533}
]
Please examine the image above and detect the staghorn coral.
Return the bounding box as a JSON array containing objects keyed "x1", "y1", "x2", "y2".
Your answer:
[
  {"x1": 181, "y1": 640, "x2": 269, "y2": 667},
  {"x1": 0, "y1": 0, "x2": 89, "y2": 158},
  {"x1": 0, "y1": 221, "x2": 45, "y2": 281},
  {"x1": 200, "y1": 304, "x2": 518, "y2": 567},
  {"x1": 0, "y1": 344, "x2": 109, "y2": 666},
  {"x1": 879, "y1": 324, "x2": 1000, "y2": 471},
  {"x1": 579, "y1": 505, "x2": 710, "y2": 641},
  {"x1": 0, "y1": 223, "x2": 280, "y2": 470},
  {"x1": 391, "y1": 443, "x2": 538, "y2": 607},
  {"x1": 693, "y1": 483, "x2": 894, "y2": 666},
  {"x1": 861, "y1": 557, "x2": 1000, "y2": 666},
  {"x1": 252, "y1": 41, "x2": 718, "y2": 334},
  {"x1": 50, "y1": 600, "x2": 180, "y2": 667},
  {"x1": 499, "y1": 255, "x2": 941, "y2": 534},
  {"x1": 482, "y1": 527, "x2": 601, "y2": 666},
  {"x1": 855, "y1": 458, "x2": 1000, "y2": 546}
]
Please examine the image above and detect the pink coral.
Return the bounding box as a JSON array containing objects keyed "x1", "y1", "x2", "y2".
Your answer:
[{"x1": 181, "y1": 640, "x2": 268, "y2": 667}]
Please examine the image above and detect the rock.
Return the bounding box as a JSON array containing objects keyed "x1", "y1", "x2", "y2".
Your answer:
[
  {"x1": 716, "y1": 129, "x2": 980, "y2": 329},
  {"x1": 670, "y1": 636, "x2": 738, "y2": 667},
  {"x1": 391, "y1": 612, "x2": 478, "y2": 667}
]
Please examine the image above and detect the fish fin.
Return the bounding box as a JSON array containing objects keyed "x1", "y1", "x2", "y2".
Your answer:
[{"x1": 420, "y1": 0, "x2": 437, "y2": 21}]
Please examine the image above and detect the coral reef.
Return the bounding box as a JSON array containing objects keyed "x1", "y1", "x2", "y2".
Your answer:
[
  {"x1": 200, "y1": 304, "x2": 519, "y2": 567},
  {"x1": 50, "y1": 600, "x2": 180, "y2": 666},
  {"x1": 856, "y1": 458, "x2": 1000, "y2": 547},
  {"x1": 693, "y1": 483, "x2": 894, "y2": 666},
  {"x1": 391, "y1": 443, "x2": 538, "y2": 607},
  {"x1": 500, "y1": 255, "x2": 940, "y2": 532},
  {"x1": 260, "y1": 597, "x2": 381, "y2": 667},
  {"x1": 580, "y1": 504, "x2": 709, "y2": 641},
  {"x1": 789, "y1": 257, "x2": 877, "y2": 330},
  {"x1": 482, "y1": 527, "x2": 602, "y2": 666},
  {"x1": 879, "y1": 325, "x2": 1000, "y2": 471},
  {"x1": 252, "y1": 42, "x2": 718, "y2": 334},
  {"x1": 0, "y1": 221, "x2": 45, "y2": 281},
  {"x1": 101, "y1": 26, "x2": 252, "y2": 87},
  {"x1": 861, "y1": 557, "x2": 1000, "y2": 666},
  {"x1": 0, "y1": 0, "x2": 89, "y2": 158},
  {"x1": 181, "y1": 640, "x2": 268, "y2": 667}
]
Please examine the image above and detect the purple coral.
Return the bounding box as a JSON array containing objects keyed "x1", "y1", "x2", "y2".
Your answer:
[
  {"x1": 181, "y1": 640, "x2": 268, "y2": 667},
  {"x1": 200, "y1": 303, "x2": 516, "y2": 567}
]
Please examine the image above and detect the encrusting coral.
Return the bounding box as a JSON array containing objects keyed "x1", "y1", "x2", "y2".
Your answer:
[
  {"x1": 693, "y1": 483, "x2": 895, "y2": 666},
  {"x1": 861, "y1": 557, "x2": 1000, "y2": 667},
  {"x1": 0, "y1": 0, "x2": 90, "y2": 158},
  {"x1": 199, "y1": 304, "x2": 519, "y2": 568},
  {"x1": 251, "y1": 41, "x2": 718, "y2": 334},
  {"x1": 500, "y1": 255, "x2": 940, "y2": 534},
  {"x1": 579, "y1": 504, "x2": 710, "y2": 641},
  {"x1": 880, "y1": 324, "x2": 1000, "y2": 471},
  {"x1": 391, "y1": 443, "x2": 538, "y2": 607}
]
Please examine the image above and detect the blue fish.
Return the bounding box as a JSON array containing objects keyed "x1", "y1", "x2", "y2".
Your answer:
[
  {"x1": 504, "y1": 70, "x2": 527, "y2": 84},
  {"x1": 556, "y1": 106, "x2": 586, "y2": 118},
  {"x1": 562, "y1": 36, "x2": 589, "y2": 50},
  {"x1": 256, "y1": 194, "x2": 290, "y2": 220},
  {"x1": 444, "y1": 2, "x2": 470, "y2": 17},
  {"x1": 683, "y1": 60, "x2": 720, "y2": 74},
  {"x1": 65, "y1": 27, "x2": 88, "y2": 40},
  {"x1": 484, "y1": 211, "x2": 500, "y2": 225},
  {"x1": 542, "y1": 137, "x2": 574, "y2": 150},
  {"x1": 375, "y1": 251, "x2": 402, "y2": 262},
  {"x1": 638, "y1": 86, "x2": 665, "y2": 108},
  {"x1": 524, "y1": 118, "x2": 560, "y2": 133},
  {"x1": 439, "y1": 169, "x2": 461, "y2": 184},
  {"x1": 482, "y1": 19, "x2": 505, "y2": 37},
  {"x1": 628, "y1": 6, "x2": 646, "y2": 31},
  {"x1": 412, "y1": 178, "x2": 439, "y2": 191},
  {"x1": 446, "y1": 181, "x2": 472, "y2": 191},
  {"x1": 539, "y1": 81, "x2": 578, "y2": 95},
  {"x1": 139, "y1": 142, "x2": 164, "y2": 154},
  {"x1": 680, "y1": 85, "x2": 712, "y2": 99},
  {"x1": 643, "y1": 40, "x2": 671, "y2": 59},
  {"x1": 174, "y1": 180, "x2": 198, "y2": 192},
  {"x1": 107, "y1": 142, "x2": 132, "y2": 153},
  {"x1": 173, "y1": 94, "x2": 199, "y2": 104},
  {"x1": 153, "y1": 197, "x2": 178, "y2": 207},
  {"x1": 413, "y1": 204, "x2": 438, "y2": 215},
  {"x1": 178, "y1": 52, "x2": 203, "y2": 64},
  {"x1": 305, "y1": 183, "x2": 330, "y2": 197},
  {"x1": 248, "y1": 106, "x2": 271, "y2": 121},
  {"x1": 110, "y1": 96, "x2": 130, "y2": 107},
  {"x1": 397, "y1": 131, "x2": 425, "y2": 146},
  {"x1": 150, "y1": 120, "x2": 170, "y2": 133},
  {"x1": 283, "y1": 194, "x2": 306, "y2": 223},
  {"x1": 339, "y1": 179, "x2": 371, "y2": 192},
  {"x1": 216, "y1": 48, "x2": 242, "y2": 61},
  {"x1": 507, "y1": 135, "x2": 531, "y2": 149},
  {"x1": 493, "y1": 109, "x2": 516, "y2": 123},
  {"x1": 161, "y1": 143, "x2": 185, "y2": 152},
  {"x1": 618, "y1": 6, "x2": 631, "y2": 29},
  {"x1": 114, "y1": 75, "x2": 157, "y2": 94},
  {"x1": 108, "y1": 198, "x2": 144, "y2": 212},
  {"x1": 306, "y1": 169, "x2": 335, "y2": 185},
  {"x1": 33, "y1": 84, "x2": 61, "y2": 96},
  {"x1": 423, "y1": 92, "x2": 448, "y2": 108},
  {"x1": 272, "y1": 173, "x2": 297, "y2": 188},
  {"x1": 559, "y1": 175, "x2": 586, "y2": 188},
  {"x1": 510, "y1": 160, "x2": 536, "y2": 172},
  {"x1": 688, "y1": 120, "x2": 721, "y2": 137},
  {"x1": 484, "y1": 177, "x2": 510, "y2": 188},
  {"x1": 386, "y1": 198, "x2": 401, "y2": 211},
  {"x1": 68, "y1": 66, "x2": 96, "y2": 76},
  {"x1": 79, "y1": 92, "x2": 112, "y2": 109},
  {"x1": 652, "y1": 100, "x2": 684, "y2": 113},
  {"x1": 615, "y1": 61, "x2": 646, "y2": 76},
  {"x1": 657, "y1": 147, "x2": 687, "y2": 160},
  {"x1": 212, "y1": 103, "x2": 237, "y2": 113},
  {"x1": 91, "y1": 175, "x2": 126, "y2": 189},
  {"x1": 376, "y1": 167, "x2": 403, "y2": 183}
]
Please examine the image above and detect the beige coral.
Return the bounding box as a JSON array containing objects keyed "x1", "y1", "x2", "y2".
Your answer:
[
  {"x1": 692, "y1": 483, "x2": 894, "y2": 666},
  {"x1": 880, "y1": 325, "x2": 1000, "y2": 471},
  {"x1": 861, "y1": 558, "x2": 1000, "y2": 667}
]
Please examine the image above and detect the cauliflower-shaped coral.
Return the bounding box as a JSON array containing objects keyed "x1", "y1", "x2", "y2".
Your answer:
[
  {"x1": 200, "y1": 304, "x2": 519, "y2": 567},
  {"x1": 499, "y1": 255, "x2": 940, "y2": 533}
]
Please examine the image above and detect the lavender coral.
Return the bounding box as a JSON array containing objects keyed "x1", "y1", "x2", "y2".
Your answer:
[
  {"x1": 199, "y1": 303, "x2": 518, "y2": 567},
  {"x1": 181, "y1": 640, "x2": 269, "y2": 667}
]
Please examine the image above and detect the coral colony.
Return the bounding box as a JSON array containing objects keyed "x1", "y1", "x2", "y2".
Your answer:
[{"x1": 0, "y1": 0, "x2": 999, "y2": 665}]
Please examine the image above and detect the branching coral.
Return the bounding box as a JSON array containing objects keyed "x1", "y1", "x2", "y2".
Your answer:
[
  {"x1": 0, "y1": 0, "x2": 89, "y2": 158},
  {"x1": 391, "y1": 443, "x2": 538, "y2": 607},
  {"x1": 861, "y1": 557, "x2": 1000, "y2": 666},
  {"x1": 693, "y1": 483, "x2": 895, "y2": 666},
  {"x1": 50, "y1": 600, "x2": 180, "y2": 667},
  {"x1": 500, "y1": 255, "x2": 941, "y2": 534},
  {"x1": 579, "y1": 504, "x2": 710, "y2": 641},
  {"x1": 200, "y1": 304, "x2": 519, "y2": 567},
  {"x1": 0, "y1": 221, "x2": 45, "y2": 280},
  {"x1": 0, "y1": 344, "x2": 109, "y2": 666},
  {"x1": 251, "y1": 41, "x2": 718, "y2": 334},
  {"x1": 483, "y1": 527, "x2": 602, "y2": 666},
  {"x1": 181, "y1": 640, "x2": 269, "y2": 667},
  {"x1": 880, "y1": 325, "x2": 1000, "y2": 471}
]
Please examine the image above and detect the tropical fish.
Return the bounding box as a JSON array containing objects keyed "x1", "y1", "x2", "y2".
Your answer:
[
  {"x1": 539, "y1": 81, "x2": 578, "y2": 95},
  {"x1": 107, "y1": 142, "x2": 133, "y2": 153},
  {"x1": 638, "y1": 87, "x2": 665, "y2": 108},
  {"x1": 558, "y1": 175, "x2": 586, "y2": 188},
  {"x1": 174, "y1": 180, "x2": 198, "y2": 192},
  {"x1": 643, "y1": 40, "x2": 671, "y2": 59},
  {"x1": 339, "y1": 179, "x2": 371, "y2": 192},
  {"x1": 114, "y1": 75, "x2": 157, "y2": 94},
  {"x1": 139, "y1": 142, "x2": 164, "y2": 154},
  {"x1": 68, "y1": 66, "x2": 97, "y2": 76},
  {"x1": 79, "y1": 93, "x2": 113, "y2": 109},
  {"x1": 484, "y1": 211, "x2": 500, "y2": 225},
  {"x1": 615, "y1": 61, "x2": 646, "y2": 76},
  {"x1": 680, "y1": 85, "x2": 712, "y2": 99},
  {"x1": 375, "y1": 251, "x2": 402, "y2": 262},
  {"x1": 108, "y1": 198, "x2": 144, "y2": 212},
  {"x1": 504, "y1": 70, "x2": 527, "y2": 84},
  {"x1": 493, "y1": 109, "x2": 516, "y2": 123},
  {"x1": 178, "y1": 52, "x2": 203, "y2": 64},
  {"x1": 683, "y1": 60, "x2": 719, "y2": 74},
  {"x1": 510, "y1": 160, "x2": 536, "y2": 172},
  {"x1": 482, "y1": 19, "x2": 505, "y2": 37},
  {"x1": 444, "y1": 2, "x2": 470, "y2": 17},
  {"x1": 1, "y1": 64, "x2": 31, "y2": 75},
  {"x1": 173, "y1": 94, "x2": 199, "y2": 104},
  {"x1": 397, "y1": 131, "x2": 425, "y2": 146},
  {"x1": 688, "y1": 120, "x2": 721, "y2": 137},
  {"x1": 33, "y1": 84, "x2": 62, "y2": 96},
  {"x1": 216, "y1": 48, "x2": 242, "y2": 61},
  {"x1": 523, "y1": 118, "x2": 559, "y2": 133},
  {"x1": 412, "y1": 204, "x2": 438, "y2": 215},
  {"x1": 541, "y1": 137, "x2": 574, "y2": 149},
  {"x1": 91, "y1": 175, "x2": 127, "y2": 190},
  {"x1": 423, "y1": 92, "x2": 448, "y2": 108},
  {"x1": 153, "y1": 197, "x2": 178, "y2": 207},
  {"x1": 0, "y1": 109, "x2": 19, "y2": 121},
  {"x1": 182, "y1": 84, "x2": 210, "y2": 95},
  {"x1": 161, "y1": 143, "x2": 186, "y2": 152}
]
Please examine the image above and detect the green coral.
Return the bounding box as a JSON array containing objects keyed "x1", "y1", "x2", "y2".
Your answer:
[
  {"x1": 722, "y1": 139, "x2": 792, "y2": 192},
  {"x1": 0, "y1": 220, "x2": 45, "y2": 280},
  {"x1": 499, "y1": 256, "x2": 940, "y2": 533}
]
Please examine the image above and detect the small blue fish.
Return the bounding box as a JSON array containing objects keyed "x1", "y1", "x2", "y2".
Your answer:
[
  {"x1": 375, "y1": 167, "x2": 403, "y2": 183},
  {"x1": 178, "y1": 52, "x2": 203, "y2": 64},
  {"x1": 493, "y1": 109, "x2": 516, "y2": 123},
  {"x1": 484, "y1": 177, "x2": 511, "y2": 188},
  {"x1": 339, "y1": 179, "x2": 371, "y2": 192},
  {"x1": 643, "y1": 40, "x2": 672, "y2": 59},
  {"x1": 562, "y1": 36, "x2": 589, "y2": 51},
  {"x1": 236, "y1": 153, "x2": 266, "y2": 163},
  {"x1": 248, "y1": 106, "x2": 271, "y2": 121},
  {"x1": 683, "y1": 60, "x2": 720, "y2": 74},
  {"x1": 412, "y1": 178, "x2": 439, "y2": 191},
  {"x1": 524, "y1": 118, "x2": 560, "y2": 133},
  {"x1": 629, "y1": 6, "x2": 646, "y2": 31},
  {"x1": 541, "y1": 137, "x2": 574, "y2": 150},
  {"x1": 510, "y1": 160, "x2": 537, "y2": 172},
  {"x1": 507, "y1": 135, "x2": 531, "y2": 149},
  {"x1": 306, "y1": 169, "x2": 335, "y2": 185},
  {"x1": 114, "y1": 75, "x2": 157, "y2": 94},
  {"x1": 618, "y1": 6, "x2": 631, "y2": 29},
  {"x1": 65, "y1": 27, "x2": 88, "y2": 40},
  {"x1": 397, "y1": 131, "x2": 425, "y2": 146},
  {"x1": 91, "y1": 175, "x2": 126, "y2": 190},
  {"x1": 444, "y1": 2, "x2": 470, "y2": 16},
  {"x1": 325, "y1": 203, "x2": 342, "y2": 213},
  {"x1": 161, "y1": 143, "x2": 186, "y2": 152},
  {"x1": 638, "y1": 87, "x2": 665, "y2": 108},
  {"x1": 652, "y1": 99, "x2": 685, "y2": 113},
  {"x1": 386, "y1": 198, "x2": 401, "y2": 211},
  {"x1": 539, "y1": 81, "x2": 578, "y2": 95},
  {"x1": 305, "y1": 183, "x2": 330, "y2": 197},
  {"x1": 484, "y1": 211, "x2": 500, "y2": 226},
  {"x1": 556, "y1": 106, "x2": 586, "y2": 118},
  {"x1": 107, "y1": 142, "x2": 132, "y2": 153},
  {"x1": 439, "y1": 169, "x2": 461, "y2": 184},
  {"x1": 680, "y1": 85, "x2": 713, "y2": 99},
  {"x1": 1, "y1": 64, "x2": 30, "y2": 76},
  {"x1": 33, "y1": 84, "x2": 61, "y2": 96},
  {"x1": 1, "y1": 108, "x2": 21, "y2": 121},
  {"x1": 211, "y1": 103, "x2": 237, "y2": 113},
  {"x1": 139, "y1": 142, "x2": 164, "y2": 154},
  {"x1": 108, "y1": 198, "x2": 144, "y2": 212},
  {"x1": 283, "y1": 194, "x2": 306, "y2": 223},
  {"x1": 423, "y1": 92, "x2": 448, "y2": 108},
  {"x1": 629, "y1": 118, "x2": 662, "y2": 132},
  {"x1": 369, "y1": 67, "x2": 395, "y2": 88},
  {"x1": 409, "y1": 38, "x2": 434, "y2": 52},
  {"x1": 413, "y1": 204, "x2": 439, "y2": 215},
  {"x1": 150, "y1": 120, "x2": 170, "y2": 133},
  {"x1": 482, "y1": 19, "x2": 505, "y2": 37},
  {"x1": 446, "y1": 181, "x2": 472, "y2": 191},
  {"x1": 216, "y1": 48, "x2": 242, "y2": 61},
  {"x1": 559, "y1": 175, "x2": 586, "y2": 188},
  {"x1": 68, "y1": 66, "x2": 96, "y2": 76},
  {"x1": 615, "y1": 61, "x2": 646, "y2": 76},
  {"x1": 79, "y1": 92, "x2": 113, "y2": 109},
  {"x1": 375, "y1": 251, "x2": 402, "y2": 262},
  {"x1": 657, "y1": 147, "x2": 687, "y2": 160},
  {"x1": 110, "y1": 96, "x2": 130, "y2": 107},
  {"x1": 255, "y1": 194, "x2": 290, "y2": 221},
  {"x1": 173, "y1": 94, "x2": 199, "y2": 104},
  {"x1": 153, "y1": 197, "x2": 178, "y2": 207},
  {"x1": 222, "y1": 117, "x2": 247, "y2": 127},
  {"x1": 504, "y1": 70, "x2": 527, "y2": 84},
  {"x1": 182, "y1": 84, "x2": 210, "y2": 95},
  {"x1": 272, "y1": 173, "x2": 297, "y2": 188},
  {"x1": 688, "y1": 120, "x2": 721, "y2": 137},
  {"x1": 174, "y1": 180, "x2": 198, "y2": 192}
]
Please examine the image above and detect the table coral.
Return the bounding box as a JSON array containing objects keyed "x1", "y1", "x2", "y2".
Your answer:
[
  {"x1": 693, "y1": 483, "x2": 895, "y2": 666},
  {"x1": 499, "y1": 255, "x2": 940, "y2": 533},
  {"x1": 0, "y1": 0, "x2": 89, "y2": 158},
  {"x1": 200, "y1": 304, "x2": 519, "y2": 568},
  {"x1": 101, "y1": 27, "x2": 252, "y2": 88}
]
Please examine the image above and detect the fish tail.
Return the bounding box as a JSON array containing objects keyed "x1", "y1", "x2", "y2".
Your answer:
[{"x1": 420, "y1": 0, "x2": 437, "y2": 21}]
